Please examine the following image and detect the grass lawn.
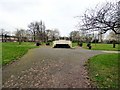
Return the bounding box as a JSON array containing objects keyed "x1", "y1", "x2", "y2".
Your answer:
[
  {"x1": 83, "y1": 43, "x2": 120, "y2": 51},
  {"x1": 2, "y1": 42, "x2": 37, "y2": 65},
  {"x1": 86, "y1": 53, "x2": 119, "y2": 88},
  {"x1": 72, "y1": 42, "x2": 120, "y2": 51}
]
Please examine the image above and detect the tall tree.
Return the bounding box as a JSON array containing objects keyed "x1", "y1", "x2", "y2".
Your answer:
[
  {"x1": 28, "y1": 20, "x2": 46, "y2": 42},
  {"x1": 77, "y1": 1, "x2": 120, "y2": 47},
  {"x1": 26, "y1": 30, "x2": 33, "y2": 41},
  {"x1": 0, "y1": 29, "x2": 9, "y2": 42},
  {"x1": 52, "y1": 29, "x2": 60, "y2": 41},
  {"x1": 28, "y1": 22, "x2": 37, "y2": 42},
  {"x1": 78, "y1": 2, "x2": 120, "y2": 35},
  {"x1": 46, "y1": 29, "x2": 53, "y2": 41},
  {"x1": 0, "y1": 29, "x2": 5, "y2": 42}
]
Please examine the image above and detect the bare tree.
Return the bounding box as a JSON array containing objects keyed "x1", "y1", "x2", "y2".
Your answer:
[
  {"x1": 46, "y1": 29, "x2": 60, "y2": 41},
  {"x1": 25, "y1": 30, "x2": 33, "y2": 42},
  {"x1": 0, "y1": 28, "x2": 5, "y2": 42},
  {"x1": 70, "y1": 31, "x2": 80, "y2": 41},
  {"x1": 46, "y1": 29, "x2": 53, "y2": 41},
  {"x1": 78, "y1": 2, "x2": 120, "y2": 35},
  {"x1": 0, "y1": 29, "x2": 10, "y2": 42},
  {"x1": 15, "y1": 29, "x2": 26, "y2": 44},
  {"x1": 52, "y1": 29, "x2": 60, "y2": 41},
  {"x1": 28, "y1": 22, "x2": 37, "y2": 42},
  {"x1": 69, "y1": 30, "x2": 93, "y2": 43},
  {"x1": 37, "y1": 21, "x2": 46, "y2": 42},
  {"x1": 77, "y1": 1, "x2": 120, "y2": 47},
  {"x1": 28, "y1": 20, "x2": 46, "y2": 42}
]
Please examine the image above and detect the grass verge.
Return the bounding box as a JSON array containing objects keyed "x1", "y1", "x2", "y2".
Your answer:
[
  {"x1": 2, "y1": 42, "x2": 37, "y2": 66},
  {"x1": 86, "y1": 53, "x2": 119, "y2": 88}
]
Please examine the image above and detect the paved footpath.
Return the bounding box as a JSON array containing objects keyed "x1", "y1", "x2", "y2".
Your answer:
[{"x1": 2, "y1": 47, "x2": 119, "y2": 88}]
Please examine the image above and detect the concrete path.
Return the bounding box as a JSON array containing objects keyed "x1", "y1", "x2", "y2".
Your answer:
[{"x1": 2, "y1": 47, "x2": 118, "y2": 88}]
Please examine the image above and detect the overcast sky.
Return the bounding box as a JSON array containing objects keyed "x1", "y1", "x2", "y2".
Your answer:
[{"x1": 0, "y1": 0, "x2": 118, "y2": 36}]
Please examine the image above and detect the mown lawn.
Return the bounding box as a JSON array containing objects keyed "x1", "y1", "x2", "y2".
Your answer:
[
  {"x1": 83, "y1": 43, "x2": 120, "y2": 51},
  {"x1": 87, "y1": 53, "x2": 119, "y2": 88},
  {"x1": 72, "y1": 42, "x2": 120, "y2": 51},
  {"x1": 2, "y1": 42, "x2": 37, "y2": 65}
]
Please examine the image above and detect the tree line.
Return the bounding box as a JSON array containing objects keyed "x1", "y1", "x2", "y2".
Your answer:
[
  {"x1": 74, "y1": 1, "x2": 120, "y2": 47},
  {"x1": 0, "y1": 20, "x2": 60, "y2": 44}
]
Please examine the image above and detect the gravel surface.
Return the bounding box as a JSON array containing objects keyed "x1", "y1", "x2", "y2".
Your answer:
[{"x1": 2, "y1": 47, "x2": 105, "y2": 88}]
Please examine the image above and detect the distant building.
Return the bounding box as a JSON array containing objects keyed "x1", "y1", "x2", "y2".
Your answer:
[{"x1": 0, "y1": 35, "x2": 18, "y2": 42}]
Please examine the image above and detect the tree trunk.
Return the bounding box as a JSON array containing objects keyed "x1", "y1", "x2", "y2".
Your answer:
[
  {"x1": 33, "y1": 35, "x2": 35, "y2": 42},
  {"x1": 18, "y1": 36, "x2": 22, "y2": 45},
  {"x1": 2, "y1": 34, "x2": 3, "y2": 42},
  {"x1": 19, "y1": 41, "x2": 21, "y2": 45},
  {"x1": 113, "y1": 40, "x2": 116, "y2": 48}
]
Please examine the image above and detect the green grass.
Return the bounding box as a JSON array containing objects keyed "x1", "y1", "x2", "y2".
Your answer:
[
  {"x1": 83, "y1": 43, "x2": 120, "y2": 51},
  {"x1": 72, "y1": 42, "x2": 120, "y2": 51},
  {"x1": 87, "y1": 53, "x2": 119, "y2": 88},
  {"x1": 2, "y1": 42, "x2": 37, "y2": 65},
  {"x1": 72, "y1": 42, "x2": 78, "y2": 47}
]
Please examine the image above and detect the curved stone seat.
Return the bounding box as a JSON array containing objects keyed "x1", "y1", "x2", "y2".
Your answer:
[{"x1": 53, "y1": 40, "x2": 72, "y2": 48}]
